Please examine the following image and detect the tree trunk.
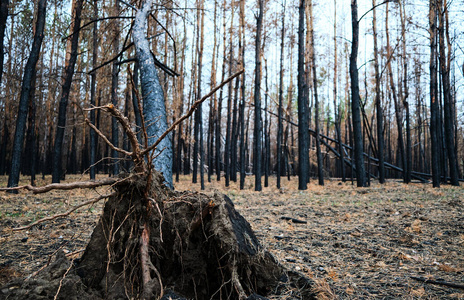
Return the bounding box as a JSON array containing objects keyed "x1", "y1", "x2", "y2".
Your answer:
[
  {"x1": 438, "y1": 0, "x2": 459, "y2": 186},
  {"x1": 308, "y1": 0, "x2": 323, "y2": 186},
  {"x1": 89, "y1": 0, "x2": 98, "y2": 180},
  {"x1": 349, "y1": 0, "x2": 365, "y2": 187},
  {"x1": 111, "y1": 0, "x2": 121, "y2": 176},
  {"x1": 8, "y1": 0, "x2": 47, "y2": 189},
  {"x1": 277, "y1": 2, "x2": 286, "y2": 189},
  {"x1": 298, "y1": 0, "x2": 309, "y2": 190},
  {"x1": 253, "y1": 0, "x2": 263, "y2": 191},
  {"x1": 429, "y1": 0, "x2": 440, "y2": 187},
  {"x1": 133, "y1": 0, "x2": 173, "y2": 188},
  {"x1": 51, "y1": 0, "x2": 83, "y2": 183},
  {"x1": 239, "y1": 0, "x2": 246, "y2": 190},
  {"x1": 372, "y1": 0, "x2": 385, "y2": 183},
  {"x1": 0, "y1": 0, "x2": 8, "y2": 87}
]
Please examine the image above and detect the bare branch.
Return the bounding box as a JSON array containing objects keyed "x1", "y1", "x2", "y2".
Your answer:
[
  {"x1": 85, "y1": 117, "x2": 133, "y2": 157},
  {"x1": 0, "y1": 177, "x2": 119, "y2": 194},
  {"x1": 11, "y1": 192, "x2": 116, "y2": 231},
  {"x1": 142, "y1": 69, "x2": 244, "y2": 156}
]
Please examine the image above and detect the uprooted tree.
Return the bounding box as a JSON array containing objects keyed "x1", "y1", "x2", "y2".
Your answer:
[{"x1": 0, "y1": 2, "x2": 315, "y2": 299}]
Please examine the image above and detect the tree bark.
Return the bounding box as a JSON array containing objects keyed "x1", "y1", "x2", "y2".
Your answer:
[
  {"x1": 253, "y1": 0, "x2": 263, "y2": 191},
  {"x1": 89, "y1": 0, "x2": 98, "y2": 180},
  {"x1": 52, "y1": 0, "x2": 83, "y2": 183},
  {"x1": 239, "y1": 0, "x2": 246, "y2": 190},
  {"x1": 277, "y1": 1, "x2": 286, "y2": 189},
  {"x1": 0, "y1": 0, "x2": 8, "y2": 87},
  {"x1": 133, "y1": 0, "x2": 173, "y2": 188},
  {"x1": 372, "y1": 0, "x2": 385, "y2": 183},
  {"x1": 349, "y1": 0, "x2": 365, "y2": 187},
  {"x1": 298, "y1": 0, "x2": 309, "y2": 190},
  {"x1": 308, "y1": 0, "x2": 323, "y2": 185},
  {"x1": 8, "y1": 0, "x2": 47, "y2": 189},
  {"x1": 438, "y1": 0, "x2": 459, "y2": 186},
  {"x1": 111, "y1": 0, "x2": 121, "y2": 176},
  {"x1": 429, "y1": 0, "x2": 440, "y2": 187}
]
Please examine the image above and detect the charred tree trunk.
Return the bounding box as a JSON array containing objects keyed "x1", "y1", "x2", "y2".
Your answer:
[
  {"x1": 298, "y1": 0, "x2": 309, "y2": 190},
  {"x1": 89, "y1": 0, "x2": 98, "y2": 180},
  {"x1": 438, "y1": 0, "x2": 459, "y2": 186},
  {"x1": 8, "y1": 0, "x2": 46, "y2": 189},
  {"x1": 111, "y1": 1, "x2": 121, "y2": 176},
  {"x1": 372, "y1": 0, "x2": 385, "y2": 183},
  {"x1": 277, "y1": 2, "x2": 286, "y2": 189},
  {"x1": 349, "y1": 0, "x2": 365, "y2": 187},
  {"x1": 308, "y1": 0, "x2": 324, "y2": 186},
  {"x1": 0, "y1": 0, "x2": 8, "y2": 87},
  {"x1": 52, "y1": 0, "x2": 83, "y2": 183},
  {"x1": 429, "y1": 0, "x2": 440, "y2": 187},
  {"x1": 239, "y1": 0, "x2": 246, "y2": 190},
  {"x1": 253, "y1": 0, "x2": 263, "y2": 191}
]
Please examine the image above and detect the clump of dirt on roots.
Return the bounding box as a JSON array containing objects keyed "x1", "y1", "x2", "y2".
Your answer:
[{"x1": 1, "y1": 172, "x2": 315, "y2": 299}]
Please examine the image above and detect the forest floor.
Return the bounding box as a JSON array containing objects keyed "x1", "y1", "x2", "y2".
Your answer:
[{"x1": 0, "y1": 174, "x2": 463, "y2": 299}]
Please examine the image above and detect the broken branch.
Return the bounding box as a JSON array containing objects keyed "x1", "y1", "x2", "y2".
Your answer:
[{"x1": 0, "y1": 177, "x2": 119, "y2": 194}]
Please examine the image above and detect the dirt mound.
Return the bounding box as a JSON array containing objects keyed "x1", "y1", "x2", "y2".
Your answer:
[{"x1": 1, "y1": 173, "x2": 314, "y2": 299}]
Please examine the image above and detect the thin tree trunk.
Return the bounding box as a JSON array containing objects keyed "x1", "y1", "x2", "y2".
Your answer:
[
  {"x1": 8, "y1": 0, "x2": 47, "y2": 189},
  {"x1": 308, "y1": 0, "x2": 323, "y2": 185},
  {"x1": 349, "y1": 0, "x2": 365, "y2": 187},
  {"x1": 438, "y1": 0, "x2": 459, "y2": 186},
  {"x1": 298, "y1": 0, "x2": 309, "y2": 190},
  {"x1": 52, "y1": 0, "x2": 83, "y2": 183},
  {"x1": 89, "y1": 0, "x2": 98, "y2": 180},
  {"x1": 429, "y1": 0, "x2": 440, "y2": 187},
  {"x1": 372, "y1": 0, "x2": 385, "y2": 183},
  {"x1": 276, "y1": 1, "x2": 286, "y2": 189},
  {"x1": 111, "y1": 0, "x2": 121, "y2": 176},
  {"x1": 253, "y1": 0, "x2": 263, "y2": 191},
  {"x1": 239, "y1": 0, "x2": 246, "y2": 190},
  {"x1": 224, "y1": 3, "x2": 234, "y2": 187},
  {"x1": 0, "y1": 0, "x2": 8, "y2": 87}
]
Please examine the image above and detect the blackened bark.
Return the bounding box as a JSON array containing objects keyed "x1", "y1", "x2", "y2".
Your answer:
[
  {"x1": 309, "y1": 0, "x2": 324, "y2": 186},
  {"x1": 277, "y1": 2, "x2": 285, "y2": 189},
  {"x1": 429, "y1": 0, "x2": 440, "y2": 187},
  {"x1": 8, "y1": 0, "x2": 46, "y2": 189},
  {"x1": 0, "y1": 0, "x2": 8, "y2": 86},
  {"x1": 349, "y1": 0, "x2": 365, "y2": 187},
  {"x1": 298, "y1": 0, "x2": 309, "y2": 190},
  {"x1": 89, "y1": 0, "x2": 98, "y2": 180},
  {"x1": 52, "y1": 0, "x2": 83, "y2": 183},
  {"x1": 253, "y1": 0, "x2": 263, "y2": 191},
  {"x1": 438, "y1": 0, "x2": 459, "y2": 186},
  {"x1": 372, "y1": 0, "x2": 385, "y2": 183},
  {"x1": 239, "y1": 0, "x2": 246, "y2": 190},
  {"x1": 25, "y1": 72, "x2": 37, "y2": 185},
  {"x1": 111, "y1": 0, "x2": 121, "y2": 176},
  {"x1": 133, "y1": 0, "x2": 173, "y2": 188}
]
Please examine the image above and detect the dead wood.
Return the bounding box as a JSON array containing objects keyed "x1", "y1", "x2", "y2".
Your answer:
[
  {"x1": 0, "y1": 177, "x2": 118, "y2": 194},
  {"x1": 411, "y1": 276, "x2": 464, "y2": 290}
]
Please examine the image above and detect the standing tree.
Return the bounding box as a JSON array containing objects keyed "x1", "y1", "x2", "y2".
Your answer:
[
  {"x1": 8, "y1": 0, "x2": 47, "y2": 189},
  {"x1": 349, "y1": 0, "x2": 365, "y2": 187},
  {"x1": 111, "y1": 1, "x2": 121, "y2": 176},
  {"x1": 253, "y1": 0, "x2": 264, "y2": 191},
  {"x1": 429, "y1": 0, "x2": 440, "y2": 187},
  {"x1": 0, "y1": 0, "x2": 8, "y2": 86},
  {"x1": 276, "y1": 1, "x2": 286, "y2": 189},
  {"x1": 52, "y1": 0, "x2": 83, "y2": 183},
  {"x1": 298, "y1": 0, "x2": 309, "y2": 190}
]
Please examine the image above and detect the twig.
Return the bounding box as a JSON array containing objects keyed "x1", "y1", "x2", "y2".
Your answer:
[
  {"x1": 281, "y1": 216, "x2": 307, "y2": 224},
  {"x1": 85, "y1": 117, "x2": 133, "y2": 157},
  {"x1": 411, "y1": 276, "x2": 464, "y2": 290},
  {"x1": 142, "y1": 69, "x2": 244, "y2": 156},
  {"x1": 0, "y1": 177, "x2": 118, "y2": 194},
  {"x1": 11, "y1": 192, "x2": 115, "y2": 231},
  {"x1": 54, "y1": 258, "x2": 74, "y2": 300}
]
